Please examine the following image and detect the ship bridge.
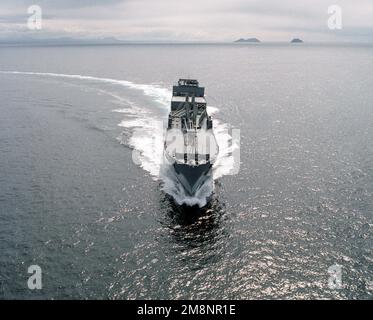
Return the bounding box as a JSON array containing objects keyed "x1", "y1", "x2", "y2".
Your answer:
[{"x1": 173, "y1": 78, "x2": 205, "y2": 97}]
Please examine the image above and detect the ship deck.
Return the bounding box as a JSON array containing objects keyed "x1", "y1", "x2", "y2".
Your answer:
[{"x1": 164, "y1": 123, "x2": 219, "y2": 166}]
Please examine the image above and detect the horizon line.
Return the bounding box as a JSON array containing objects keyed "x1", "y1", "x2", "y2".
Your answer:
[{"x1": 1, "y1": 39, "x2": 373, "y2": 46}]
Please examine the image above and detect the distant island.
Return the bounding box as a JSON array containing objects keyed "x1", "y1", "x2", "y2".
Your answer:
[
  {"x1": 291, "y1": 38, "x2": 304, "y2": 43},
  {"x1": 234, "y1": 38, "x2": 261, "y2": 43}
]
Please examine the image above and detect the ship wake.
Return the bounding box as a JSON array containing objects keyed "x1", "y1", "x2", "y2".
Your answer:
[{"x1": 0, "y1": 70, "x2": 238, "y2": 207}]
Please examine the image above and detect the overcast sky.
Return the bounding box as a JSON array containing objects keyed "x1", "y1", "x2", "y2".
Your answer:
[{"x1": 0, "y1": 0, "x2": 372, "y2": 42}]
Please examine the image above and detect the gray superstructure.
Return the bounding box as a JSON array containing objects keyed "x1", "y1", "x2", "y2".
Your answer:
[{"x1": 164, "y1": 79, "x2": 219, "y2": 196}]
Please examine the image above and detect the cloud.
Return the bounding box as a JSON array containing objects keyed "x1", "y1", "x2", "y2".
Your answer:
[
  {"x1": 0, "y1": 0, "x2": 372, "y2": 42},
  {"x1": 1, "y1": 0, "x2": 126, "y2": 9}
]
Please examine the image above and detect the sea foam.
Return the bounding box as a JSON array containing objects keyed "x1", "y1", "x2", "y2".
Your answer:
[{"x1": 0, "y1": 70, "x2": 237, "y2": 207}]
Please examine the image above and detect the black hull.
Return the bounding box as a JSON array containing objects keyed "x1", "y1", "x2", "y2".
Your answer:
[{"x1": 173, "y1": 162, "x2": 212, "y2": 195}]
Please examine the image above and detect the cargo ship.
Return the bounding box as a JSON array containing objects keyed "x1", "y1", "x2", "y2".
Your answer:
[{"x1": 164, "y1": 79, "x2": 219, "y2": 196}]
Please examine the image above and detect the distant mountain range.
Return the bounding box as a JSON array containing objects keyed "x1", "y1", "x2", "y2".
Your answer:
[
  {"x1": 234, "y1": 38, "x2": 261, "y2": 43},
  {"x1": 0, "y1": 36, "x2": 306, "y2": 45},
  {"x1": 0, "y1": 36, "x2": 131, "y2": 45},
  {"x1": 234, "y1": 38, "x2": 305, "y2": 43},
  {"x1": 291, "y1": 38, "x2": 304, "y2": 43}
]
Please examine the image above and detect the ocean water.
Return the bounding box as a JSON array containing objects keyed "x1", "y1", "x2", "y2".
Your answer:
[{"x1": 0, "y1": 43, "x2": 372, "y2": 299}]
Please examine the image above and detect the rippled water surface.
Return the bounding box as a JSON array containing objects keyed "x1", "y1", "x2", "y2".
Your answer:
[{"x1": 0, "y1": 44, "x2": 372, "y2": 299}]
